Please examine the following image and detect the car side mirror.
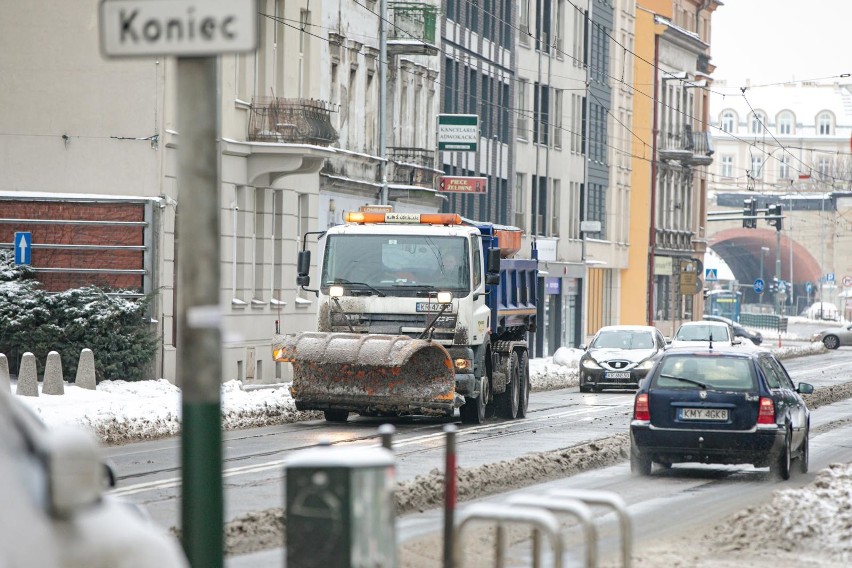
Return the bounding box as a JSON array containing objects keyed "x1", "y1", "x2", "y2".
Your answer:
[
  {"x1": 296, "y1": 250, "x2": 311, "y2": 287},
  {"x1": 43, "y1": 429, "x2": 106, "y2": 518},
  {"x1": 732, "y1": 338, "x2": 742, "y2": 345},
  {"x1": 797, "y1": 382, "x2": 814, "y2": 395},
  {"x1": 664, "y1": 337, "x2": 672, "y2": 344},
  {"x1": 579, "y1": 344, "x2": 587, "y2": 350}
]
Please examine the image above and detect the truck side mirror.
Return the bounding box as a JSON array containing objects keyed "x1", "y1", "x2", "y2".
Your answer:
[
  {"x1": 485, "y1": 273, "x2": 500, "y2": 285},
  {"x1": 487, "y1": 248, "x2": 501, "y2": 274},
  {"x1": 297, "y1": 250, "x2": 311, "y2": 287}
]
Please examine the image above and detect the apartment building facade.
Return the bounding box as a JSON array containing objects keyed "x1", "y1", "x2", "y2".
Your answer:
[{"x1": 1, "y1": 1, "x2": 442, "y2": 384}]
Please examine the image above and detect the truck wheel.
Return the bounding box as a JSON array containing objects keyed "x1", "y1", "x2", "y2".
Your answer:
[
  {"x1": 497, "y1": 352, "x2": 520, "y2": 419},
  {"x1": 517, "y1": 350, "x2": 530, "y2": 418},
  {"x1": 323, "y1": 410, "x2": 349, "y2": 423},
  {"x1": 460, "y1": 376, "x2": 487, "y2": 424}
]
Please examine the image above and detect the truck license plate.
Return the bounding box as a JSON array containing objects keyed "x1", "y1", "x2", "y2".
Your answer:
[
  {"x1": 604, "y1": 372, "x2": 630, "y2": 380},
  {"x1": 679, "y1": 408, "x2": 728, "y2": 421},
  {"x1": 416, "y1": 302, "x2": 453, "y2": 313}
]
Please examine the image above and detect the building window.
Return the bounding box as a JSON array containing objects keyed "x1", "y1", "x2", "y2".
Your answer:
[
  {"x1": 514, "y1": 173, "x2": 526, "y2": 230},
  {"x1": 721, "y1": 155, "x2": 733, "y2": 178},
  {"x1": 779, "y1": 155, "x2": 790, "y2": 180},
  {"x1": 818, "y1": 156, "x2": 831, "y2": 178},
  {"x1": 818, "y1": 112, "x2": 832, "y2": 135},
  {"x1": 553, "y1": 89, "x2": 563, "y2": 148},
  {"x1": 533, "y1": 82, "x2": 550, "y2": 146},
  {"x1": 517, "y1": 79, "x2": 529, "y2": 139},
  {"x1": 721, "y1": 111, "x2": 735, "y2": 133},
  {"x1": 252, "y1": 188, "x2": 266, "y2": 304},
  {"x1": 551, "y1": 180, "x2": 560, "y2": 237},
  {"x1": 750, "y1": 155, "x2": 763, "y2": 179},
  {"x1": 271, "y1": 190, "x2": 285, "y2": 305},
  {"x1": 750, "y1": 111, "x2": 765, "y2": 134},
  {"x1": 531, "y1": 175, "x2": 547, "y2": 236},
  {"x1": 232, "y1": 186, "x2": 248, "y2": 305},
  {"x1": 777, "y1": 111, "x2": 793, "y2": 135}
]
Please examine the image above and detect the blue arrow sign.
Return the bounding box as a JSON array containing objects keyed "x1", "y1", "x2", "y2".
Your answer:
[
  {"x1": 754, "y1": 278, "x2": 765, "y2": 294},
  {"x1": 14, "y1": 232, "x2": 32, "y2": 265}
]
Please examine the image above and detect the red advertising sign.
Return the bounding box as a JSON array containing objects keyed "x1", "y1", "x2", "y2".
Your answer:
[{"x1": 437, "y1": 176, "x2": 488, "y2": 194}]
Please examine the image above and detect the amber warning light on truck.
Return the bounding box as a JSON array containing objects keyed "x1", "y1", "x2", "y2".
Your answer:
[{"x1": 438, "y1": 176, "x2": 488, "y2": 194}]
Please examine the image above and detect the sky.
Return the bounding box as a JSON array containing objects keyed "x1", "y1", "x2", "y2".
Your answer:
[{"x1": 711, "y1": 0, "x2": 852, "y2": 89}]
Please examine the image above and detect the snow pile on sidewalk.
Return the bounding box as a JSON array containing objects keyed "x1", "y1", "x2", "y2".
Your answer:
[
  {"x1": 715, "y1": 462, "x2": 852, "y2": 562},
  {"x1": 529, "y1": 347, "x2": 581, "y2": 391}
]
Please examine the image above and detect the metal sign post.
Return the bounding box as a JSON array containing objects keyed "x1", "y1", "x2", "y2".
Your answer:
[
  {"x1": 175, "y1": 56, "x2": 223, "y2": 568},
  {"x1": 99, "y1": 3, "x2": 257, "y2": 565}
]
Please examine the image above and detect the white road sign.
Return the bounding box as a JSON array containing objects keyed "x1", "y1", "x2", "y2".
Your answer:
[{"x1": 99, "y1": 0, "x2": 258, "y2": 57}]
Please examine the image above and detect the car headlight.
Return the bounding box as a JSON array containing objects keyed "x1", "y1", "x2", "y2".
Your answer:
[
  {"x1": 637, "y1": 359, "x2": 656, "y2": 370},
  {"x1": 581, "y1": 359, "x2": 601, "y2": 370}
]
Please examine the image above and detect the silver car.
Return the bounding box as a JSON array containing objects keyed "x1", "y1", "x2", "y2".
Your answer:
[
  {"x1": 0, "y1": 385, "x2": 188, "y2": 567},
  {"x1": 811, "y1": 322, "x2": 852, "y2": 350}
]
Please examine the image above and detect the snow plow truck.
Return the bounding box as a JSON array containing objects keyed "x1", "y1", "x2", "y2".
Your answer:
[{"x1": 272, "y1": 207, "x2": 538, "y2": 424}]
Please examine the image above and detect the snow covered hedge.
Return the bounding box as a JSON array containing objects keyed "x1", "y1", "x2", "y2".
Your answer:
[{"x1": 0, "y1": 250, "x2": 157, "y2": 381}]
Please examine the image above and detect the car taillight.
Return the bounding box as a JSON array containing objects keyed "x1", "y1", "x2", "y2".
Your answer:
[
  {"x1": 757, "y1": 397, "x2": 775, "y2": 425},
  {"x1": 634, "y1": 393, "x2": 650, "y2": 421}
]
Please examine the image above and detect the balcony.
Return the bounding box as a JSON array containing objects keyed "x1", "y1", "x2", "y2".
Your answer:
[
  {"x1": 387, "y1": 3, "x2": 438, "y2": 56},
  {"x1": 248, "y1": 98, "x2": 338, "y2": 146},
  {"x1": 690, "y1": 130, "x2": 715, "y2": 166},
  {"x1": 658, "y1": 127, "x2": 694, "y2": 163},
  {"x1": 387, "y1": 147, "x2": 437, "y2": 187}
]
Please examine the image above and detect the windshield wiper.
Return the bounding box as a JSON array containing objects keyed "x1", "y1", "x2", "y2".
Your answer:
[
  {"x1": 332, "y1": 279, "x2": 386, "y2": 297},
  {"x1": 659, "y1": 373, "x2": 708, "y2": 390},
  {"x1": 392, "y1": 283, "x2": 436, "y2": 289}
]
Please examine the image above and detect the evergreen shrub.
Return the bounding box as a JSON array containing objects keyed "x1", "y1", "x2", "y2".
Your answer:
[{"x1": 0, "y1": 250, "x2": 158, "y2": 381}]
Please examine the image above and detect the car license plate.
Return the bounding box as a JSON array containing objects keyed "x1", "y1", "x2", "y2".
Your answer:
[
  {"x1": 678, "y1": 408, "x2": 728, "y2": 421},
  {"x1": 604, "y1": 371, "x2": 630, "y2": 380}
]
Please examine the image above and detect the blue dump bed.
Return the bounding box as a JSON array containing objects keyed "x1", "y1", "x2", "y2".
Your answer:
[{"x1": 468, "y1": 220, "x2": 538, "y2": 338}]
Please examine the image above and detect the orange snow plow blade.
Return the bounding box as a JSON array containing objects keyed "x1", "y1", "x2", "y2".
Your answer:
[{"x1": 272, "y1": 332, "x2": 457, "y2": 416}]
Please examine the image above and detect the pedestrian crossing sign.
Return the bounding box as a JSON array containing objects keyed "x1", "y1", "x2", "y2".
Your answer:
[{"x1": 705, "y1": 268, "x2": 718, "y2": 282}]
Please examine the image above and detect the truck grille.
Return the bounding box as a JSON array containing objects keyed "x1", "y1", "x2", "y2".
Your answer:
[{"x1": 331, "y1": 312, "x2": 457, "y2": 338}]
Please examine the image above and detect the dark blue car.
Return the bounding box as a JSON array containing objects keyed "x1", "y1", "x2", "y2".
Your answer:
[{"x1": 630, "y1": 348, "x2": 812, "y2": 479}]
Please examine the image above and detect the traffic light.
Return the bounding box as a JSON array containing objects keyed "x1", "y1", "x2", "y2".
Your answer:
[
  {"x1": 768, "y1": 277, "x2": 779, "y2": 294},
  {"x1": 742, "y1": 198, "x2": 757, "y2": 228},
  {"x1": 766, "y1": 203, "x2": 783, "y2": 230}
]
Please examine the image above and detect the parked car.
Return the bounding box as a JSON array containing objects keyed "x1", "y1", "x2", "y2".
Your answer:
[
  {"x1": 801, "y1": 302, "x2": 839, "y2": 321},
  {"x1": 0, "y1": 385, "x2": 188, "y2": 567},
  {"x1": 703, "y1": 315, "x2": 763, "y2": 345},
  {"x1": 629, "y1": 348, "x2": 813, "y2": 479},
  {"x1": 811, "y1": 322, "x2": 852, "y2": 350},
  {"x1": 579, "y1": 325, "x2": 668, "y2": 392},
  {"x1": 669, "y1": 320, "x2": 741, "y2": 349}
]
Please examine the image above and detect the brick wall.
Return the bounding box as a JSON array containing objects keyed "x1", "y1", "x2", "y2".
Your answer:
[{"x1": 1, "y1": 200, "x2": 146, "y2": 291}]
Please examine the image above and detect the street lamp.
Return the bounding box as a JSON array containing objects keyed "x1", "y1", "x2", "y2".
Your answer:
[{"x1": 760, "y1": 246, "x2": 769, "y2": 304}]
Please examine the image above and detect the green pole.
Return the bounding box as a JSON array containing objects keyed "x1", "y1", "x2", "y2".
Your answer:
[{"x1": 177, "y1": 56, "x2": 223, "y2": 568}]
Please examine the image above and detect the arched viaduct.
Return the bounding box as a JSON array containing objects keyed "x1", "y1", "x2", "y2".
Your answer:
[{"x1": 708, "y1": 227, "x2": 821, "y2": 305}]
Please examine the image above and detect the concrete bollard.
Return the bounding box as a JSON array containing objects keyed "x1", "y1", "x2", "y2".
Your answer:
[
  {"x1": 75, "y1": 348, "x2": 97, "y2": 390},
  {"x1": 42, "y1": 351, "x2": 65, "y2": 395},
  {"x1": 0, "y1": 353, "x2": 10, "y2": 391},
  {"x1": 16, "y1": 352, "x2": 39, "y2": 397}
]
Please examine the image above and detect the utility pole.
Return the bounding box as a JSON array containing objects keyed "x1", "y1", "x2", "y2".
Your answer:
[{"x1": 378, "y1": 0, "x2": 389, "y2": 205}]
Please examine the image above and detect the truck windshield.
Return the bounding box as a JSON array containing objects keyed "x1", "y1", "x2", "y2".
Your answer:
[{"x1": 322, "y1": 235, "x2": 470, "y2": 292}]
